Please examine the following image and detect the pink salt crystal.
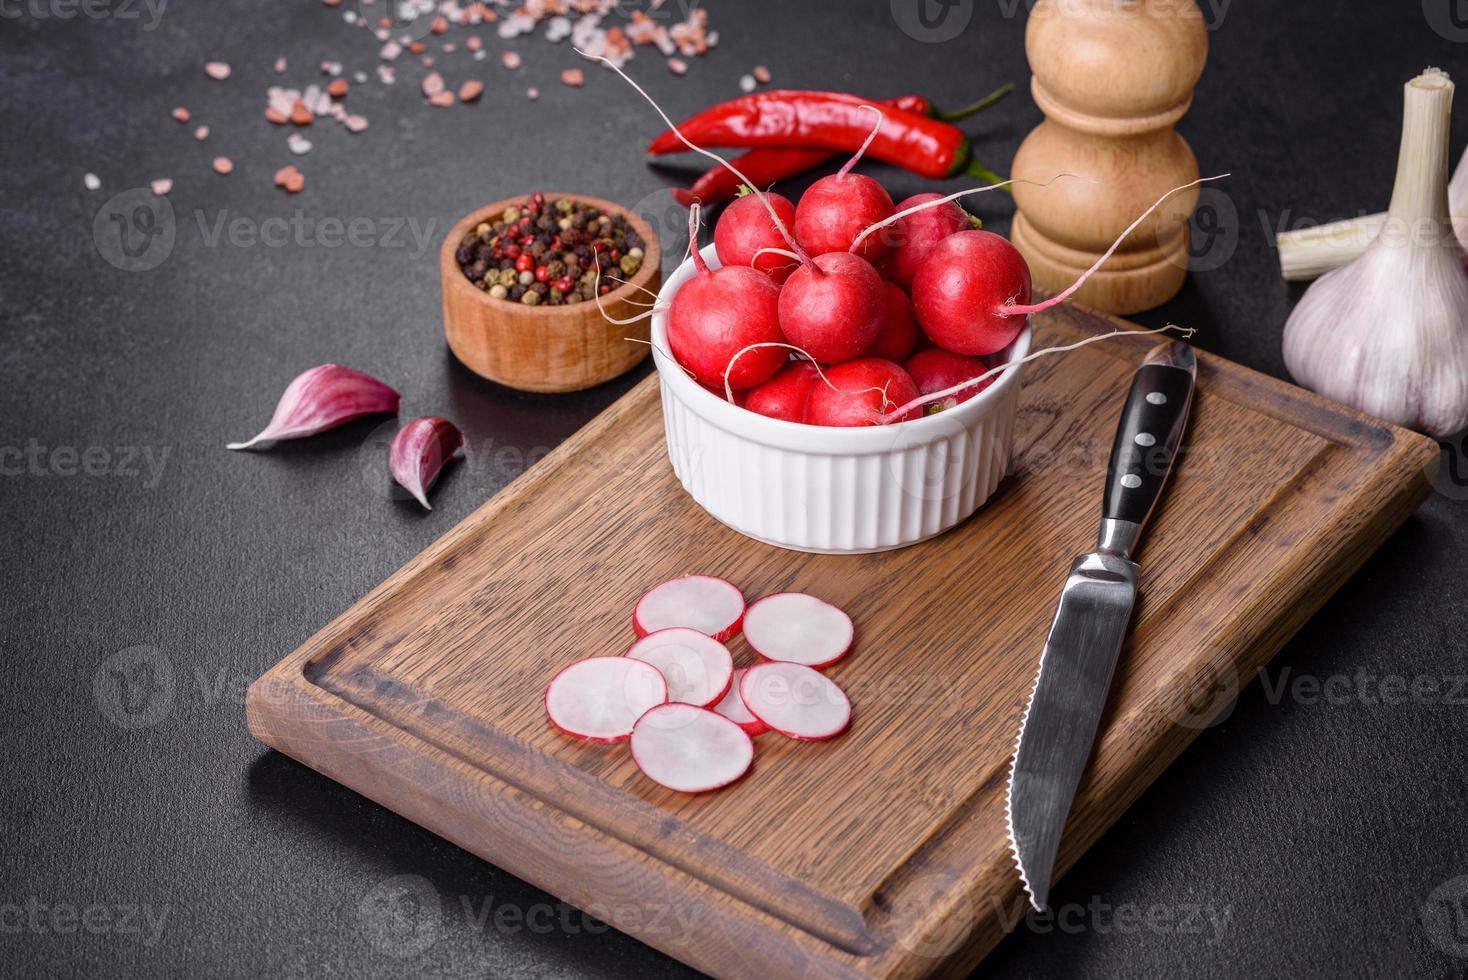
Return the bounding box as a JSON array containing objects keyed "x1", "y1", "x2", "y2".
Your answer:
[
  {"x1": 274, "y1": 57, "x2": 287, "y2": 74},
  {"x1": 205, "y1": 61, "x2": 231, "y2": 80},
  {"x1": 502, "y1": 50, "x2": 521, "y2": 69},
  {"x1": 380, "y1": 40, "x2": 401, "y2": 60},
  {"x1": 151, "y1": 179, "x2": 173, "y2": 196},
  {"x1": 753, "y1": 65, "x2": 771, "y2": 84},
  {"x1": 212, "y1": 157, "x2": 234, "y2": 175},
  {"x1": 171, "y1": 106, "x2": 190, "y2": 123},
  {"x1": 466, "y1": 36, "x2": 482, "y2": 51},
  {"x1": 194, "y1": 125, "x2": 209, "y2": 140},
  {"x1": 345, "y1": 114, "x2": 369, "y2": 133},
  {"x1": 667, "y1": 58, "x2": 687, "y2": 75},
  {"x1": 526, "y1": 87, "x2": 539, "y2": 101},
  {"x1": 428, "y1": 91, "x2": 455, "y2": 107},
  {"x1": 421, "y1": 71, "x2": 445, "y2": 97},
  {"x1": 560, "y1": 68, "x2": 584, "y2": 87},
  {"x1": 422, "y1": 56, "x2": 435, "y2": 67},
  {"x1": 442, "y1": 43, "x2": 456, "y2": 53},
  {"x1": 458, "y1": 80, "x2": 483, "y2": 102}
]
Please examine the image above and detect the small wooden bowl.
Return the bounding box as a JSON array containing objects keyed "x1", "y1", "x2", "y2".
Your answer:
[{"x1": 440, "y1": 194, "x2": 661, "y2": 393}]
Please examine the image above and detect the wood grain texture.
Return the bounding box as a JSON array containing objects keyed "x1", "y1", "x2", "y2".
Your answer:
[
  {"x1": 247, "y1": 302, "x2": 1436, "y2": 980},
  {"x1": 1010, "y1": 0, "x2": 1208, "y2": 314},
  {"x1": 440, "y1": 194, "x2": 661, "y2": 393}
]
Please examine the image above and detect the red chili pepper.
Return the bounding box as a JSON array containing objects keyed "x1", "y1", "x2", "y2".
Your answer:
[{"x1": 657, "y1": 87, "x2": 1013, "y2": 206}]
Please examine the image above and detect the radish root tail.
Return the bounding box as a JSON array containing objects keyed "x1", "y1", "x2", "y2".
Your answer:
[
  {"x1": 838, "y1": 105, "x2": 884, "y2": 180},
  {"x1": 881, "y1": 323, "x2": 1198, "y2": 422},
  {"x1": 1003, "y1": 175, "x2": 1230, "y2": 316},
  {"x1": 722, "y1": 342, "x2": 888, "y2": 406},
  {"x1": 848, "y1": 173, "x2": 1083, "y2": 256},
  {"x1": 593, "y1": 252, "x2": 668, "y2": 324},
  {"x1": 579, "y1": 48, "x2": 811, "y2": 266}
]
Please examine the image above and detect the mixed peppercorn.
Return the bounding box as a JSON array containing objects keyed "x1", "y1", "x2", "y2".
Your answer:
[{"x1": 456, "y1": 192, "x2": 646, "y2": 306}]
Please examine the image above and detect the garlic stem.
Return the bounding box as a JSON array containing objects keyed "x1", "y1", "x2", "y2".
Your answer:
[
  {"x1": 1282, "y1": 67, "x2": 1468, "y2": 439},
  {"x1": 1278, "y1": 147, "x2": 1468, "y2": 281}
]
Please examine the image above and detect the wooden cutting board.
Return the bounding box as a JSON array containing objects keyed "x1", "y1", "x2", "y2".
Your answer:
[{"x1": 247, "y1": 304, "x2": 1436, "y2": 980}]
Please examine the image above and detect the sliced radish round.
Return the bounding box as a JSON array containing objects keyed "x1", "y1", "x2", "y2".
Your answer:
[
  {"x1": 743, "y1": 592, "x2": 854, "y2": 669},
  {"x1": 544, "y1": 657, "x2": 668, "y2": 743},
  {"x1": 630, "y1": 703, "x2": 754, "y2": 793},
  {"x1": 633, "y1": 575, "x2": 745, "y2": 641},
  {"x1": 624, "y1": 628, "x2": 734, "y2": 708},
  {"x1": 740, "y1": 662, "x2": 852, "y2": 741},
  {"x1": 711, "y1": 667, "x2": 769, "y2": 735}
]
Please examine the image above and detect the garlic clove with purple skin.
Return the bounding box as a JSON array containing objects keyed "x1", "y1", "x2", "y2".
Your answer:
[
  {"x1": 227, "y1": 365, "x2": 401, "y2": 450},
  {"x1": 1283, "y1": 68, "x2": 1468, "y2": 438},
  {"x1": 389, "y1": 417, "x2": 465, "y2": 510}
]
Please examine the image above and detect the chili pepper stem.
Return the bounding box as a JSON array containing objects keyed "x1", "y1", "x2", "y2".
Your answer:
[
  {"x1": 934, "y1": 82, "x2": 1015, "y2": 122},
  {"x1": 965, "y1": 159, "x2": 1012, "y2": 191}
]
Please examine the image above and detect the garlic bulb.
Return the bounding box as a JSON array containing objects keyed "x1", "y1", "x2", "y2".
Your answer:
[
  {"x1": 1283, "y1": 68, "x2": 1468, "y2": 438},
  {"x1": 1276, "y1": 146, "x2": 1468, "y2": 282}
]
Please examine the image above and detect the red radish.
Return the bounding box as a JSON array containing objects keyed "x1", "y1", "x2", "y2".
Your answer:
[
  {"x1": 745, "y1": 360, "x2": 819, "y2": 422},
  {"x1": 804, "y1": 358, "x2": 921, "y2": 427},
  {"x1": 544, "y1": 656, "x2": 667, "y2": 743},
  {"x1": 712, "y1": 667, "x2": 770, "y2": 735},
  {"x1": 740, "y1": 662, "x2": 851, "y2": 741},
  {"x1": 624, "y1": 627, "x2": 734, "y2": 708},
  {"x1": 904, "y1": 349, "x2": 995, "y2": 413},
  {"x1": 630, "y1": 703, "x2": 754, "y2": 793},
  {"x1": 778, "y1": 251, "x2": 884, "y2": 363},
  {"x1": 791, "y1": 104, "x2": 894, "y2": 262},
  {"x1": 862, "y1": 282, "x2": 919, "y2": 362},
  {"x1": 668, "y1": 210, "x2": 787, "y2": 389},
  {"x1": 700, "y1": 382, "x2": 748, "y2": 407},
  {"x1": 880, "y1": 192, "x2": 971, "y2": 287},
  {"x1": 912, "y1": 230, "x2": 1033, "y2": 356},
  {"x1": 794, "y1": 173, "x2": 895, "y2": 263},
  {"x1": 715, "y1": 191, "x2": 801, "y2": 284},
  {"x1": 633, "y1": 575, "x2": 745, "y2": 641},
  {"x1": 743, "y1": 593, "x2": 854, "y2": 670}
]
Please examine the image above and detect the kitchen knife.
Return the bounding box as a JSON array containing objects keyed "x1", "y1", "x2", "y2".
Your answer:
[{"x1": 1005, "y1": 340, "x2": 1197, "y2": 912}]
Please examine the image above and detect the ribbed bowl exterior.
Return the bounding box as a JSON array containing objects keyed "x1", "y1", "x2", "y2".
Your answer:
[{"x1": 651, "y1": 246, "x2": 1029, "y2": 554}]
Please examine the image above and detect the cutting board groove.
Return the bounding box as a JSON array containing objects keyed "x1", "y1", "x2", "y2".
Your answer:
[{"x1": 249, "y1": 304, "x2": 1436, "y2": 980}]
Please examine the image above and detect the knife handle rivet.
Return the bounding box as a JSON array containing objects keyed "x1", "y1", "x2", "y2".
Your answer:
[
  {"x1": 1134, "y1": 432, "x2": 1157, "y2": 447},
  {"x1": 1145, "y1": 392, "x2": 1167, "y2": 405},
  {"x1": 1120, "y1": 473, "x2": 1142, "y2": 489}
]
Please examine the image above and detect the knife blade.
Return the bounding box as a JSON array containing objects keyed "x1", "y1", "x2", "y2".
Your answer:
[{"x1": 1006, "y1": 340, "x2": 1197, "y2": 913}]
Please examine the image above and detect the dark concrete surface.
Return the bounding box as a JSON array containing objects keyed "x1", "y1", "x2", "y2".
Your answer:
[{"x1": 3, "y1": 1, "x2": 1467, "y2": 977}]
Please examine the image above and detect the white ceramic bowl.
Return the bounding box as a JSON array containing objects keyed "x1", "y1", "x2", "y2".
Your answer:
[{"x1": 650, "y1": 245, "x2": 1031, "y2": 554}]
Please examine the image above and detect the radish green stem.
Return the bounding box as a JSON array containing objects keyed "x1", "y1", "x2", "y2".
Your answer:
[
  {"x1": 882, "y1": 324, "x2": 1196, "y2": 421},
  {"x1": 935, "y1": 83, "x2": 1015, "y2": 122},
  {"x1": 579, "y1": 47, "x2": 812, "y2": 266},
  {"x1": 838, "y1": 105, "x2": 884, "y2": 180},
  {"x1": 1003, "y1": 175, "x2": 1230, "y2": 316}
]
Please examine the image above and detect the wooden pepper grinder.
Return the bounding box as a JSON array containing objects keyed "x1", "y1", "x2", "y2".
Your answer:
[{"x1": 1010, "y1": 0, "x2": 1209, "y2": 314}]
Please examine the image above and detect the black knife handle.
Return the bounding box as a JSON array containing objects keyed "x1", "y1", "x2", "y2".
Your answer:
[{"x1": 1102, "y1": 342, "x2": 1197, "y2": 534}]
